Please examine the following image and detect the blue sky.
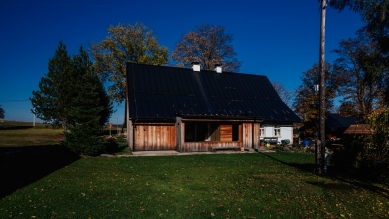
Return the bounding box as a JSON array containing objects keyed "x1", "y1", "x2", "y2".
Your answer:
[{"x1": 0, "y1": 0, "x2": 364, "y2": 124}]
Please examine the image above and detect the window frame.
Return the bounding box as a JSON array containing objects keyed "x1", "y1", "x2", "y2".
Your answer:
[
  {"x1": 260, "y1": 126, "x2": 265, "y2": 137},
  {"x1": 274, "y1": 125, "x2": 281, "y2": 137}
]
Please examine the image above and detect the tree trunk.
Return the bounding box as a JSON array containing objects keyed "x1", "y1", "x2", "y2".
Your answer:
[
  {"x1": 123, "y1": 99, "x2": 127, "y2": 129},
  {"x1": 62, "y1": 118, "x2": 68, "y2": 133}
]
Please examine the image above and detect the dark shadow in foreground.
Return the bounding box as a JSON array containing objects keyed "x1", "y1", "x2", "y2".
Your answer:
[
  {"x1": 0, "y1": 125, "x2": 36, "y2": 130},
  {"x1": 258, "y1": 152, "x2": 389, "y2": 199},
  {"x1": 259, "y1": 152, "x2": 316, "y2": 173},
  {"x1": 305, "y1": 181, "x2": 353, "y2": 191},
  {"x1": 0, "y1": 145, "x2": 80, "y2": 199}
]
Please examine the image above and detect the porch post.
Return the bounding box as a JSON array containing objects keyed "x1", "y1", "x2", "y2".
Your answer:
[
  {"x1": 253, "y1": 123, "x2": 260, "y2": 149},
  {"x1": 176, "y1": 116, "x2": 183, "y2": 152},
  {"x1": 127, "y1": 119, "x2": 133, "y2": 151}
]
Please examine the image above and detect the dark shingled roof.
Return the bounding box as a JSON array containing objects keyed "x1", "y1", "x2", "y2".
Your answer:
[
  {"x1": 344, "y1": 124, "x2": 371, "y2": 135},
  {"x1": 325, "y1": 114, "x2": 358, "y2": 132},
  {"x1": 126, "y1": 63, "x2": 301, "y2": 122}
]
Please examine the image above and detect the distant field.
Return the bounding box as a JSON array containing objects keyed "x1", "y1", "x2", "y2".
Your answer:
[{"x1": 0, "y1": 120, "x2": 64, "y2": 147}]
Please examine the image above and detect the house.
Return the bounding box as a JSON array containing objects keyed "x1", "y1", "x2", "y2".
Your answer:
[
  {"x1": 344, "y1": 124, "x2": 370, "y2": 135},
  {"x1": 325, "y1": 113, "x2": 359, "y2": 139},
  {"x1": 126, "y1": 63, "x2": 301, "y2": 152}
]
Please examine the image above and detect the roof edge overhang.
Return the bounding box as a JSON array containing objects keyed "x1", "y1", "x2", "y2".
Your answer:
[
  {"x1": 262, "y1": 120, "x2": 302, "y2": 124},
  {"x1": 129, "y1": 115, "x2": 264, "y2": 123},
  {"x1": 178, "y1": 115, "x2": 263, "y2": 122},
  {"x1": 129, "y1": 118, "x2": 176, "y2": 123}
]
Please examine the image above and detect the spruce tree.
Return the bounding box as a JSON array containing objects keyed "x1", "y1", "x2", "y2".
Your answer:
[
  {"x1": 61, "y1": 47, "x2": 113, "y2": 156},
  {"x1": 31, "y1": 41, "x2": 73, "y2": 132},
  {"x1": 0, "y1": 105, "x2": 5, "y2": 119}
]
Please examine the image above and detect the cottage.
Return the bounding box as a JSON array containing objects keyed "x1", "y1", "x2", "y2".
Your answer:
[
  {"x1": 344, "y1": 124, "x2": 370, "y2": 135},
  {"x1": 325, "y1": 113, "x2": 359, "y2": 139},
  {"x1": 126, "y1": 63, "x2": 301, "y2": 152}
]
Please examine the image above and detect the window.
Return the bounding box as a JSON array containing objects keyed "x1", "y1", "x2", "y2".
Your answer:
[
  {"x1": 274, "y1": 125, "x2": 281, "y2": 137},
  {"x1": 185, "y1": 122, "x2": 240, "y2": 142},
  {"x1": 232, "y1": 124, "x2": 239, "y2": 141},
  {"x1": 260, "y1": 127, "x2": 265, "y2": 137},
  {"x1": 185, "y1": 122, "x2": 215, "y2": 142}
]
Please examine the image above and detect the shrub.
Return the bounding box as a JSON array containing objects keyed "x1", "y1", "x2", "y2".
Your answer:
[
  {"x1": 104, "y1": 137, "x2": 119, "y2": 153},
  {"x1": 329, "y1": 135, "x2": 365, "y2": 171},
  {"x1": 61, "y1": 123, "x2": 105, "y2": 156},
  {"x1": 364, "y1": 109, "x2": 389, "y2": 184}
]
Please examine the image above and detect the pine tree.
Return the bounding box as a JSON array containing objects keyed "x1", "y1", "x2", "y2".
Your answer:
[
  {"x1": 61, "y1": 47, "x2": 113, "y2": 156},
  {"x1": 0, "y1": 105, "x2": 5, "y2": 119},
  {"x1": 31, "y1": 41, "x2": 73, "y2": 132}
]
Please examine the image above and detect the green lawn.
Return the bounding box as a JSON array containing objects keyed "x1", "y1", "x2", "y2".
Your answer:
[{"x1": 1, "y1": 152, "x2": 388, "y2": 218}]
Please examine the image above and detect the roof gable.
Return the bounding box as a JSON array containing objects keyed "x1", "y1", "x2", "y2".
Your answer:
[{"x1": 127, "y1": 63, "x2": 301, "y2": 122}]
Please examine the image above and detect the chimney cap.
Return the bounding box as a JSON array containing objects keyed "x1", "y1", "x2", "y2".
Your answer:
[
  {"x1": 191, "y1": 62, "x2": 200, "y2": 72},
  {"x1": 215, "y1": 64, "x2": 222, "y2": 73}
]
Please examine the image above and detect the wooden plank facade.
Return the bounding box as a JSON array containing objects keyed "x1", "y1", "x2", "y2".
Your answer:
[
  {"x1": 133, "y1": 123, "x2": 176, "y2": 151},
  {"x1": 130, "y1": 119, "x2": 262, "y2": 152}
]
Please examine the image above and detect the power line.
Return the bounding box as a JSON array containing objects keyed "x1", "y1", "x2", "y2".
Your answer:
[
  {"x1": 0, "y1": 99, "x2": 30, "y2": 102},
  {"x1": 0, "y1": 106, "x2": 31, "y2": 110}
]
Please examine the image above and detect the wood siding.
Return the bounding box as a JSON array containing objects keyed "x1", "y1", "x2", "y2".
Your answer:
[
  {"x1": 182, "y1": 142, "x2": 242, "y2": 152},
  {"x1": 242, "y1": 123, "x2": 252, "y2": 148},
  {"x1": 254, "y1": 123, "x2": 260, "y2": 149},
  {"x1": 242, "y1": 123, "x2": 260, "y2": 149},
  {"x1": 220, "y1": 125, "x2": 232, "y2": 142},
  {"x1": 134, "y1": 124, "x2": 176, "y2": 151},
  {"x1": 132, "y1": 121, "x2": 258, "y2": 152}
]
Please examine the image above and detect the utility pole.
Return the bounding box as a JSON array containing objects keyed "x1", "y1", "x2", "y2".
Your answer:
[
  {"x1": 316, "y1": 0, "x2": 327, "y2": 175},
  {"x1": 33, "y1": 108, "x2": 36, "y2": 127}
]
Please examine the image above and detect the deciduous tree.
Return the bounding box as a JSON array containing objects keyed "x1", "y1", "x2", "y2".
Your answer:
[
  {"x1": 330, "y1": 0, "x2": 389, "y2": 104},
  {"x1": 90, "y1": 23, "x2": 168, "y2": 114},
  {"x1": 293, "y1": 62, "x2": 340, "y2": 138},
  {"x1": 330, "y1": 1, "x2": 389, "y2": 50},
  {"x1": 332, "y1": 29, "x2": 385, "y2": 120},
  {"x1": 271, "y1": 82, "x2": 293, "y2": 108},
  {"x1": 171, "y1": 24, "x2": 242, "y2": 72}
]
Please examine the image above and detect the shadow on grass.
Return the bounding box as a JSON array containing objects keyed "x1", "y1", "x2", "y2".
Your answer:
[
  {"x1": 0, "y1": 126, "x2": 35, "y2": 130},
  {"x1": 323, "y1": 171, "x2": 389, "y2": 199},
  {"x1": 305, "y1": 181, "x2": 354, "y2": 191},
  {"x1": 0, "y1": 145, "x2": 80, "y2": 199},
  {"x1": 259, "y1": 152, "x2": 316, "y2": 173},
  {"x1": 259, "y1": 152, "x2": 389, "y2": 199}
]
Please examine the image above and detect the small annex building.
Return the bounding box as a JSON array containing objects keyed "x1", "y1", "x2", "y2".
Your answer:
[{"x1": 126, "y1": 63, "x2": 301, "y2": 152}]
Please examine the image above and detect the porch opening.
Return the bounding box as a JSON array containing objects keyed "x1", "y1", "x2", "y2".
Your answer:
[{"x1": 184, "y1": 122, "x2": 240, "y2": 142}]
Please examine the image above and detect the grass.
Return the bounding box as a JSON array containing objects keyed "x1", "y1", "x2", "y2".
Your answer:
[
  {"x1": 0, "y1": 120, "x2": 130, "y2": 154},
  {"x1": 1, "y1": 121, "x2": 388, "y2": 218},
  {"x1": 0, "y1": 120, "x2": 64, "y2": 147},
  {"x1": 1, "y1": 152, "x2": 389, "y2": 218}
]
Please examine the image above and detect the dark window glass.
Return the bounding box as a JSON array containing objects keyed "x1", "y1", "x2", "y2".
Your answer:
[
  {"x1": 185, "y1": 122, "x2": 241, "y2": 142},
  {"x1": 232, "y1": 124, "x2": 239, "y2": 141}
]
